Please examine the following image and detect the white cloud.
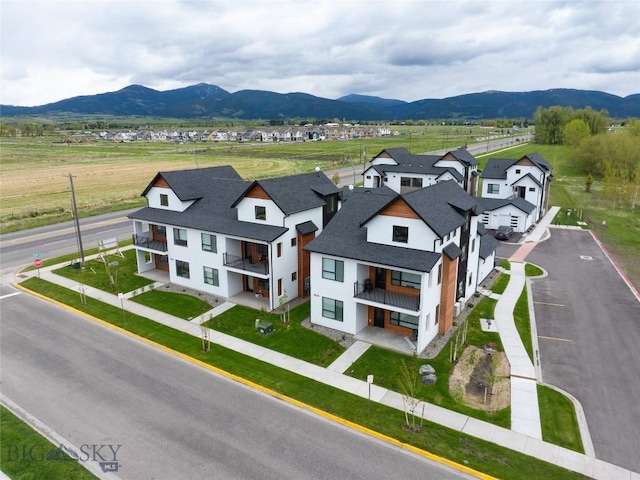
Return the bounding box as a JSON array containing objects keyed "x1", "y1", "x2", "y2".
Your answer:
[{"x1": 1, "y1": 0, "x2": 638, "y2": 106}]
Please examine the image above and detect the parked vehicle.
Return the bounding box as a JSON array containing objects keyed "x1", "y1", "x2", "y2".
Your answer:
[{"x1": 495, "y1": 225, "x2": 514, "y2": 240}]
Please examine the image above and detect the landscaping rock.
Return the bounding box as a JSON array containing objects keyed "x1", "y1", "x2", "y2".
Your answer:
[
  {"x1": 421, "y1": 373, "x2": 437, "y2": 385},
  {"x1": 419, "y1": 364, "x2": 435, "y2": 376}
]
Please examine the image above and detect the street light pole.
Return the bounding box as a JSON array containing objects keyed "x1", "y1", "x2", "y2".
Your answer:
[{"x1": 65, "y1": 173, "x2": 85, "y2": 266}]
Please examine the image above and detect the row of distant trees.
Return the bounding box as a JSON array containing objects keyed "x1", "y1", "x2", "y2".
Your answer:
[{"x1": 534, "y1": 105, "x2": 639, "y2": 210}]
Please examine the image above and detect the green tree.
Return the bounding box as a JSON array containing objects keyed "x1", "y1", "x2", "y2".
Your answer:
[
  {"x1": 563, "y1": 119, "x2": 591, "y2": 147},
  {"x1": 534, "y1": 106, "x2": 570, "y2": 144},
  {"x1": 574, "y1": 106, "x2": 608, "y2": 136}
]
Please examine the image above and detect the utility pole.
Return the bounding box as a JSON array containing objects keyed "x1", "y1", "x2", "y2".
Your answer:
[{"x1": 65, "y1": 173, "x2": 85, "y2": 266}]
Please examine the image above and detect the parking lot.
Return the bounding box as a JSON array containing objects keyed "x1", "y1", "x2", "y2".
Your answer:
[{"x1": 526, "y1": 228, "x2": 640, "y2": 472}]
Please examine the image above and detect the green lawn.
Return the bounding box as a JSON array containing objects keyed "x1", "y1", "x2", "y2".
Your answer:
[
  {"x1": 538, "y1": 385, "x2": 585, "y2": 453},
  {"x1": 130, "y1": 289, "x2": 214, "y2": 320},
  {"x1": 348, "y1": 296, "x2": 509, "y2": 428},
  {"x1": 525, "y1": 263, "x2": 544, "y2": 277},
  {"x1": 52, "y1": 248, "x2": 152, "y2": 293},
  {"x1": 202, "y1": 303, "x2": 345, "y2": 367},
  {"x1": 17, "y1": 277, "x2": 583, "y2": 480},
  {"x1": 490, "y1": 274, "x2": 510, "y2": 294},
  {"x1": 1, "y1": 406, "x2": 98, "y2": 480},
  {"x1": 513, "y1": 288, "x2": 534, "y2": 363},
  {"x1": 499, "y1": 259, "x2": 511, "y2": 270}
]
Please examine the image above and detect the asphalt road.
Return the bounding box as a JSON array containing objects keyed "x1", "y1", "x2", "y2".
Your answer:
[
  {"x1": 1, "y1": 287, "x2": 473, "y2": 480},
  {"x1": 0, "y1": 209, "x2": 137, "y2": 271},
  {"x1": 526, "y1": 228, "x2": 640, "y2": 472}
]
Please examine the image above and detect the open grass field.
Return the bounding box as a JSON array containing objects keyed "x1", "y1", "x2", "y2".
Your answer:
[{"x1": 0, "y1": 125, "x2": 520, "y2": 233}]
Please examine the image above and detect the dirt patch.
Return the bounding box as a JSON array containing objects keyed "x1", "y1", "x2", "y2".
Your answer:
[{"x1": 449, "y1": 346, "x2": 510, "y2": 412}]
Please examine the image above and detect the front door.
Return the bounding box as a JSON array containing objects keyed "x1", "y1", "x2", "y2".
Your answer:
[
  {"x1": 374, "y1": 308, "x2": 385, "y2": 328},
  {"x1": 375, "y1": 268, "x2": 386, "y2": 289}
]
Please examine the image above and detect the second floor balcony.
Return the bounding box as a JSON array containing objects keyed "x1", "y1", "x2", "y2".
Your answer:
[
  {"x1": 223, "y1": 252, "x2": 269, "y2": 275},
  {"x1": 132, "y1": 234, "x2": 168, "y2": 252},
  {"x1": 353, "y1": 281, "x2": 420, "y2": 311}
]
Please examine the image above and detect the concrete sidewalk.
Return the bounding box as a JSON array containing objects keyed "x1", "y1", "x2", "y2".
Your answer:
[{"x1": 15, "y1": 262, "x2": 639, "y2": 480}]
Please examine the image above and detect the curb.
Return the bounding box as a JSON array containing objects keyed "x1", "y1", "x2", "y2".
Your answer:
[{"x1": 13, "y1": 281, "x2": 495, "y2": 480}]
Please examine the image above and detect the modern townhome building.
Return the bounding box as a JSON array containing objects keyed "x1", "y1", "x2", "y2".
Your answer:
[
  {"x1": 478, "y1": 153, "x2": 553, "y2": 232},
  {"x1": 305, "y1": 180, "x2": 499, "y2": 353},
  {"x1": 129, "y1": 166, "x2": 340, "y2": 310},
  {"x1": 362, "y1": 147, "x2": 480, "y2": 196}
]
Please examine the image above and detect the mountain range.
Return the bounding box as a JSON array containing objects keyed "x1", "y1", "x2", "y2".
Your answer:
[{"x1": 2, "y1": 84, "x2": 638, "y2": 120}]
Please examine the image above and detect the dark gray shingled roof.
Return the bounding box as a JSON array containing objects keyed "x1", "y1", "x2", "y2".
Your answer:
[
  {"x1": 443, "y1": 242, "x2": 463, "y2": 260},
  {"x1": 305, "y1": 186, "x2": 441, "y2": 273},
  {"x1": 141, "y1": 165, "x2": 243, "y2": 200},
  {"x1": 475, "y1": 196, "x2": 536, "y2": 214},
  {"x1": 399, "y1": 180, "x2": 479, "y2": 237},
  {"x1": 296, "y1": 221, "x2": 318, "y2": 235},
  {"x1": 479, "y1": 231, "x2": 500, "y2": 260},
  {"x1": 131, "y1": 167, "x2": 289, "y2": 242},
  {"x1": 368, "y1": 147, "x2": 469, "y2": 182},
  {"x1": 481, "y1": 154, "x2": 552, "y2": 179},
  {"x1": 232, "y1": 171, "x2": 339, "y2": 215}
]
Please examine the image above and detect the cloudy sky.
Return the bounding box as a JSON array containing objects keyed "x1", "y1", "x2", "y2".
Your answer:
[{"x1": 1, "y1": 0, "x2": 639, "y2": 107}]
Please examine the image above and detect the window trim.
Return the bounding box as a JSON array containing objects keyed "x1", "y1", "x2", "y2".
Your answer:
[
  {"x1": 487, "y1": 183, "x2": 500, "y2": 194},
  {"x1": 255, "y1": 205, "x2": 266, "y2": 220},
  {"x1": 322, "y1": 258, "x2": 344, "y2": 282},
  {"x1": 173, "y1": 228, "x2": 187, "y2": 247},
  {"x1": 176, "y1": 260, "x2": 190, "y2": 279},
  {"x1": 322, "y1": 297, "x2": 344, "y2": 321},
  {"x1": 392, "y1": 225, "x2": 409, "y2": 243},
  {"x1": 201, "y1": 233, "x2": 217, "y2": 253},
  {"x1": 203, "y1": 266, "x2": 219, "y2": 286}
]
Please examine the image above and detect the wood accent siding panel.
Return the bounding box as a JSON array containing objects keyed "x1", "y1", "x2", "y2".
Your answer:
[
  {"x1": 515, "y1": 158, "x2": 535, "y2": 167},
  {"x1": 438, "y1": 256, "x2": 458, "y2": 335},
  {"x1": 379, "y1": 198, "x2": 419, "y2": 219},
  {"x1": 297, "y1": 231, "x2": 315, "y2": 296},
  {"x1": 153, "y1": 176, "x2": 170, "y2": 188},
  {"x1": 245, "y1": 184, "x2": 271, "y2": 200}
]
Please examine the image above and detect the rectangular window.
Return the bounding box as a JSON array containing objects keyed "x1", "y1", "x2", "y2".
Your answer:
[
  {"x1": 201, "y1": 233, "x2": 217, "y2": 252},
  {"x1": 393, "y1": 225, "x2": 409, "y2": 243},
  {"x1": 487, "y1": 184, "x2": 500, "y2": 194},
  {"x1": 278, "y1": 278, "x2": 282, "y2": 296},
  {"x1": 277, "y1": 242, "x2": 282, "y2": 257},
  {"x1": 291, "y1": 237, "x2": 297, "y2": 247},
  {"x1": 322, "y1": 297, "x2": 343, "y2": 321},
  {"x1": 176, "y1": 260, "x2": 190, "y2": 278},
  {"x1": 437, "y1": 264, "x2": 442, "y2": 284},
  {"x1": 400, "y1": 177, "x2": 411, "y2": 187},
  {"x1": 435, "y1": 304, "x2": 440, "y2": 325},
  {"x1": 160, "y1": 193, "x2": 169, "y2": 206},
  {"x1": 203, "y1": 266, "x2": 219, "y2": 286},
  {"x1": 292, "y1": 271, "x2": 297, "y2": 281},
  {"x1": 326, "y1": 196, "x2": 336, "y2": 213},
  {"x1": 391, "y1": 270, "x2": 421, "y2": 289},
  {"x1": 173, "y1": 228, "x2": 187, "y2": 246},
  {"x1": 468, "y1": 272, "x2": 473, "y2": 286},
  {"x1": 529, "y1": 187, "x2": 536, "y2": 192},
  {"x1": 471, "y1": 238, "x2": 476, "y2": 252},
  {"x1": 515, "y1": 169, "x2": 521, "y2": 174},
  {"x1": 255, "y1": 205, "x2": 266, "y2": 220},
  {"x1": 411, "y1": 178, "x2": 423, "y2": 188},
  {"x1": 144, "y1": 252, "x2": 152, "y2": 264},
  {"x1": 389, "y1": 311, "x2": 419, "y2": 329},
  {"x1": 154, "y1": 225, "x2": 166, "y2": 238},
  {"x1": 322, "y1": 258, "x2": 344, "y2": 282}
]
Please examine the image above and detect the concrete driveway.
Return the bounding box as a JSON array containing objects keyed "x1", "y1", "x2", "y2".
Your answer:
[{"x1": 525, "y1": 227, "x2": 640, "y2": 473}]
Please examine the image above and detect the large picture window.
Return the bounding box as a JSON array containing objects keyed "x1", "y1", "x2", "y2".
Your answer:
[
  {"x1": 392, "y1": 225, "x2": 409, "y2": 243},
  {"x1": 389, "y1": 311, "x2": 419, "y2": 329},
  {"x1": 173, "y1": 228, "x2": 187, "y2": 246},
  {"x1": 203, "y1": 266, "x2": 219, "y2": 286},
  {"x1": 391, "y1": 270, "x2": 421, "y2": 289},
  {"x1": 176, "y1": 260, "x2": 190, "y2": 278},
  {"x1": 487, "y1": 184, "x2": 500, "y2": 194},
  {"x1": 322, "y1": 297, "x2": 343, "y2": 321},
  {"x1": 322, "y1": 258, "x2": 344, "y2": 282},
  {"x1": 201, "y1": 233, "x2": 217, "y2": 252}
]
